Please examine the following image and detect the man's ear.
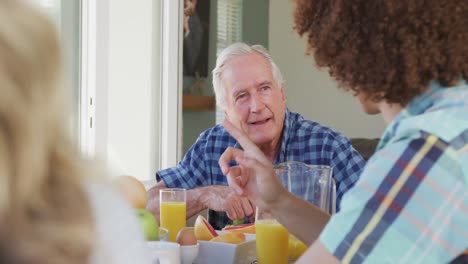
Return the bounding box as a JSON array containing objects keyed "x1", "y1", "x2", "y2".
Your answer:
[{"x1": 280, "y1": 85, "x2": 286, "y2": 102}]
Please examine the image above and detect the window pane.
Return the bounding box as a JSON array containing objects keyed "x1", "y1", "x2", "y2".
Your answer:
[
  {"x1": 215, "y1": 0, "x2": 243, "y2": 124},
  {"x1": 29, "y1": 0, "x2": 81, "y2": 139}
]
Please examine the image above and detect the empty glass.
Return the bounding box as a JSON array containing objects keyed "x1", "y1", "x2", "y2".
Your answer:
[
  {"x1": 274, "y1": 162, "x2": 336, "y2": 262},
  {"x1": 274, "y1": 161, "x2": 336, "y2": 215}
]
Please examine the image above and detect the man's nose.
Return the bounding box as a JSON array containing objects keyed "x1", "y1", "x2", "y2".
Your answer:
[{"x1": 250, "y1": 94, "x2": 265, "y2": 112}]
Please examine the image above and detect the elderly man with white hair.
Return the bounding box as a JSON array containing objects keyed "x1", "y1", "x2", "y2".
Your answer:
[{"x1": 147, "y1": 42, "x2": 365, "y2": 230}]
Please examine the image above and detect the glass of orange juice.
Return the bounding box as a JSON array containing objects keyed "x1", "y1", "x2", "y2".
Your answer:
[
  {"x1": 160, "y1": 188, "x2": 187, "y2": 242},
  {"x1": 255, "y1": 207, "x2": 289, "y2": 264}
]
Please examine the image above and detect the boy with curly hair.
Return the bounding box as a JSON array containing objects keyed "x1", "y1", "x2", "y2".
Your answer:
[{"x1": 219, "y1": 0, "x2": 468, "y2": 263}]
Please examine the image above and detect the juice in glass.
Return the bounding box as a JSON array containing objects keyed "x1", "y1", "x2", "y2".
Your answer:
[
  {"x1": 160, "y1": 201, "x2": 186, "y2": 242},
  {"x1": 288, "y1": 234, "x2": 308, "y2": 261},
  {"x1": 256, "y1": 219, "x2": 289, "y2": 264}
]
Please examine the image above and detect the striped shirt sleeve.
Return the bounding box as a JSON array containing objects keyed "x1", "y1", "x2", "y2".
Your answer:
[{"x1": 320, "y1": 131, "x2": 467, "y2": 263}]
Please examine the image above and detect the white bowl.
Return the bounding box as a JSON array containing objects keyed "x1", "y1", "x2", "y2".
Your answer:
[
  {"x1": 180, "y1": 243, "x2": 199, "y2": 264},
  {"x1": 147, "y1": 241, "x2": 180, "y2": 263}
]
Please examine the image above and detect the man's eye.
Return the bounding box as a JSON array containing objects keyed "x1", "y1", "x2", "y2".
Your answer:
[
  {"x1": 236, "y1": 93, "x2": 246, "y2": 101},
  {"x1": 261, "y1": 86, "x2": 270, "y2": 91}
]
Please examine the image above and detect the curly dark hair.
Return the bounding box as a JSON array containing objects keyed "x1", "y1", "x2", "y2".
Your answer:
[{"x1": 293, "y1": 0, "x2": 468, "y2": 105}]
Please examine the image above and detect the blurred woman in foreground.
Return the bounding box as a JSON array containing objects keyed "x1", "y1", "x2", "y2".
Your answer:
[
  {"x1": 0, "y1": 1, "x2": 149, "y2": 263},
  {"x1": 220, "y1": 0, "x2": 467, "y2": 263}
]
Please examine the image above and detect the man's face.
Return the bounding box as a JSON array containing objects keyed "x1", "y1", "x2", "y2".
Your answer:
[{"x1": 222, "y1": 53, "x2": 286, "y2": 148}]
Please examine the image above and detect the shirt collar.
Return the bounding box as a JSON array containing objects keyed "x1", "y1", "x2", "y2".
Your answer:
[
  {"x1": 276, "y1": 108, "x2": 291, "y2": 164},
  {"x1": 377, "y1": 81, "x2": 445, "y2": 150}
]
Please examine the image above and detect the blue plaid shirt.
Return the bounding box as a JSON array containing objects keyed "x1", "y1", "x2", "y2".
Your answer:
[{"x1": 157, "y1": 110, "x2": 366, "y2": 229}]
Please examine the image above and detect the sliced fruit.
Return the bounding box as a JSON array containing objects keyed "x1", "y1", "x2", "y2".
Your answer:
[
  {"x1": 194, "y1": 215, "x2": 218, "y2": 241},
  {"x1": 113, "y1": 175, "x2": 147, "y2": 209},
  {"x1": 209, "y1": 232, "x2": 245, "y2": 244},
  {"x1": 222, "y1": 223, "x2": 255, "y2": 234},
  {"x1": 288, "y1": 234, "x2": 308, "y2": 260}
]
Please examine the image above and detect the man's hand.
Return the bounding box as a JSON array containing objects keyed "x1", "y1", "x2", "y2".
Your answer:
[
  {"x1": 219, "y1": 120, "x2": 288, "y2": 211},
  {"x1": 197, "y1": 185, "x2": 254, "y2": 220},
  {"x1": 146, "y1": 180, "x2": 254, "y2": 221}
]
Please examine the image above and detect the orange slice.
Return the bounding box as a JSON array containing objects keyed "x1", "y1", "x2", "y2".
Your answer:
[
  {"x1": 222, "y1": 223, "x2": 255, "y2": 234},
  {"x1": 194, "y1": 215, "x2": 218, "y2": 241},
  {"x1": 209, "y1": 232, "x2": 245, "y2": 244}
]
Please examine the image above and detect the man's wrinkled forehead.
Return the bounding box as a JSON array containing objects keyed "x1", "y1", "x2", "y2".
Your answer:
[{"x1": 229, "y1": 80, "x2": 275, "y2": 96}]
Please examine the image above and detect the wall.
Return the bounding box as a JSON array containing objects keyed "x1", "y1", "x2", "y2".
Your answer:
[
  {"x1": 269, "y1": 0, "x2": 385, "y2": 138},
  {"x1": 242, "y1": 0, "x2": 269, "y2": 48}
]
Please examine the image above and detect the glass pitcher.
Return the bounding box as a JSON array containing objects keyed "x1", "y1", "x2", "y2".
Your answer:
[{"x1": 274, "y1": 161, "x2": 336, "y2": 214}]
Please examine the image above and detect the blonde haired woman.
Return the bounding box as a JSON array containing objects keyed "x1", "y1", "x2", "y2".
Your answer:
[{"x1": 0, "y1": 1, "x2": 150, "y2": 263}]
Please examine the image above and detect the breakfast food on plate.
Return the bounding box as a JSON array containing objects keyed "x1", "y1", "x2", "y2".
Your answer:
[
  {"x1": 113, "y1": 175, "x2": 147, "y2": 209},
  {"x1": 222, "y1": 223, "x2": 255, "y2": 234},
  {"x1": 194, "y1": 215, "x2": 218, "y2": 241},
  {"x1": 209, "y1": 232, "x2": 246, "y2": 244},
  {"x1": 177, "y1": 227, "x2": 198, "y2": 246}
]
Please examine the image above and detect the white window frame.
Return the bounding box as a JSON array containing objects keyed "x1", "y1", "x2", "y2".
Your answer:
[
  {"x1": 160, "y1": 0, "x2": 183, "y2": 168},
  {"x1": 80, "y1": 0, "x2": 182, "y2": 179},
  {"x1": 79, "y1": 0, "x2": 98, "y2": 157}
]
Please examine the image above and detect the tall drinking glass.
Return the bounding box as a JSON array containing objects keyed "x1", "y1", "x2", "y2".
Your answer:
[
  {"x1": 274, "y1": 161, "x2": 335, "y2": 262},
  {"x1": 275, "y1": 162, "x2": 335, "y2": 214},
  {"x1": 160, "y1": 188, "x2": 187, "y2": 242},
  {"x1": 255, "y1": 207, "x2": 289, "y2": 264}
]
